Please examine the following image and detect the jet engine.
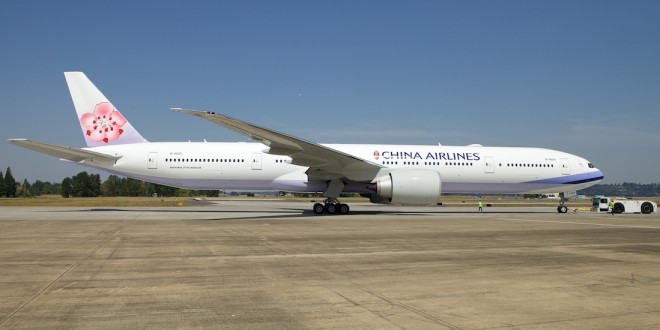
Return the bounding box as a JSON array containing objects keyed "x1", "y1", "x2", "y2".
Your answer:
[{"x1": 369, "y1": 169, "x2": 441, "y2": 206}]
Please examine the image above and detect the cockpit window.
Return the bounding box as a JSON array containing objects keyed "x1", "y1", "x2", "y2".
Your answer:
[{"x1": 588, "y1": 163, "x2": 595, "y2": 168}]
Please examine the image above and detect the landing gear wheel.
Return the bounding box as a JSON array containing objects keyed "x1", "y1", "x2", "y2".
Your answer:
[
  {"x1": 312, "y1": 197, "x2": 350, "y2": 215},
  {"x1": 338, "y1": 203, "x2": 350, "y2": 215},
  {"x1": 313, "y1": 203, "x2": 325, "y2": 215},
  {"x1": 326, "y1": 203, "x2": 337, "y2": 214},
  {"x1": 557, "y1": 205, "x2": 568, "y2": 213}
]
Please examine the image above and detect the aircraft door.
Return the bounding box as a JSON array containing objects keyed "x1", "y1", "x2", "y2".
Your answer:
[
  {"x1": 148, "y1": 152, "x2": 158, "y2": 169},
  {"x1": 560, "y1": 158, "x2": 570, "y2": 175},
  {"x1": 251, "y1": 153, "x2": 262, "y2": 170},
  {"x1": 484, "y1": 156, "x2": 495, "y2": 174}
]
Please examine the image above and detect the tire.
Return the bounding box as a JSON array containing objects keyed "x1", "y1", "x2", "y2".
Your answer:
[
  {"x1": 338, "y1": 204, "x2": 350, "y2": 215},
  {"x1": 641, "y1": 202, "x2": 653, "y2": 214},
  {"x1": 558, "y1": 205, "x2": 568, "y2": 213},
  {"x1": 326, "y1": 204, "x2": 337, "y2": 214},
  {"x1": 313, "y1": 203, "x2": 325, "y2": 215},
  {"x1": 613, "y1": 203, "x2": 625, "y2": 214}
]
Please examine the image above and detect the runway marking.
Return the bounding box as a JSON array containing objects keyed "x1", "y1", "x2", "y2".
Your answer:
[{"x1": 495, "y1": 217, "x2": 660, "y2": 230}]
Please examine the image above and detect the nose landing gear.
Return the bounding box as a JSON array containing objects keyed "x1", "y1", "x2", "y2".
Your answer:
[{"x1": 557, "y1": 192, "x2": 569, "y2": 213}]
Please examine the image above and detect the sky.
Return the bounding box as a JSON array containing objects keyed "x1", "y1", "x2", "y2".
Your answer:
[{"x1": 1, "y1": 0, "x2": 659, "y2": 184}]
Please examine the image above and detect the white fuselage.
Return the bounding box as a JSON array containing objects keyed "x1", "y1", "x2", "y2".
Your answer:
[{"x1": 77, "y1": 142, "x2": 604, "y2": 195}]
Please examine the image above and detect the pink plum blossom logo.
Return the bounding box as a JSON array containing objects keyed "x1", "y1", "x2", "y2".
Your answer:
[{"x1": 80, "y1": 102, "x2": 127, "y2": 144}]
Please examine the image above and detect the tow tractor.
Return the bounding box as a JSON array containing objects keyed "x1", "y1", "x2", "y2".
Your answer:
[{"x1": 592, "y1": 196, "x2": 656, "y2": 214}]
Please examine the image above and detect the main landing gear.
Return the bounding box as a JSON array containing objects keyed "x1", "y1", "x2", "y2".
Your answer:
[
  {"x1": 313, "y1": 198, "x2": 350, "y2": 215},
  {"x1": 313, "y1": 179, "x2": 350, "y2": 215}
]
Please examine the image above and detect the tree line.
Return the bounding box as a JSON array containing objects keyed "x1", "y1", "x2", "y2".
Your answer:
[
  {"x1": 577, "y1": 183, "x2": 660, "y2": 197},
  {"x1": 0, "y1": 167, "x2": 18, "y2": 197},
  {"x1": 62, "y1": 172, "x2": 219, "y2": 198},
  {"x1": 0, "y1": 168, "x2": 218, "y2": 198}
]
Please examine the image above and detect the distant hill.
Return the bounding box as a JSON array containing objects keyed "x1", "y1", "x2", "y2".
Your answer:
[{"x1": 578, "y1": 183, "x2": 660, "y2": 197}]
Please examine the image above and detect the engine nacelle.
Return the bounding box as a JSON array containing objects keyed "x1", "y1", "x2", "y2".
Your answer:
[{"x1": 371, "y1": 169, "x2": 441, "y2": 206}]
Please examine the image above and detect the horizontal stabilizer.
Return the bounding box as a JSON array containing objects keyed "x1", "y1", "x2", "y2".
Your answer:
[{"x1": 8, "y1": 139, "x2": 121, "y2": 163}]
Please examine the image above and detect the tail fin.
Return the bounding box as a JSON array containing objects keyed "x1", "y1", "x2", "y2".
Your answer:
[{"x1": 64, "y1": 72, "x2": 147, "y2": 147}]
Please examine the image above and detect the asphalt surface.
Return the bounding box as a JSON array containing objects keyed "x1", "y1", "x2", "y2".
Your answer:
[{"x1": 1, "y1": 200, "x2": 659, "y2": 329}]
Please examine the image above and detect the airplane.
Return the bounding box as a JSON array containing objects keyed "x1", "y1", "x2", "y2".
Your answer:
[{"x1": 9, "y1": 72, "x2": 604, "y2": 214}]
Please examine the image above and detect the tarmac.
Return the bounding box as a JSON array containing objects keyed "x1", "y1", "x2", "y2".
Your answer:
[{"x1": 1, "y1": 200, "x2": 660, "y2": 329}]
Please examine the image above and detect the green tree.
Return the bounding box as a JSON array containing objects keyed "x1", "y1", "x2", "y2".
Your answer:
[
  {"x1": 120, "y1": 178, "x2": 144, "y2": 196},
  {"x1": 50, "y1": 182, "x2": 62, "y2": 195},
  {"x1": 101, "y1": 175, "x2": 122, "y2": 197},
  {"x1": 72, "y1": 172, "x2": 91, "y2": 197},
  {"x1": 19, "y1": 179, "x2": 31, "y2": 197},
  {"x1": 32, "y1": 180, "x2": 61, "y2": 195},
  {"x1": 29, "y1": 180, "x2": 44, "y2": 196},
  {"x1": 177, "y1": 189, "x2": 191, "y2": 197},
  {"x1": 69, "y1": 172, "x2": 102, "y2": 197},
  {"x1": 90, "y1": 173, "x2": 101, "y2": 197},
  {"x1": 4, "y1": 167, "x2": 17, "y2": 197},
  {"x1": 61, "y1": 177, "x2": 73, "y2": 198},
  {"x1": 153, "y1": 184, "x2": 179, "y2": 197},
  {"x1": 0, "y1": 170, "x2": 4, "y2": 197}
]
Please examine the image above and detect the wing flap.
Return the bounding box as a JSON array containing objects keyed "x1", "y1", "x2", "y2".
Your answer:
[{"x1": 9, "y1": 139, "x2": 121, "y2": 163}]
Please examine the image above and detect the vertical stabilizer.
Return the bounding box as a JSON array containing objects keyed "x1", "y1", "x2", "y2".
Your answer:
[{"x1": 64, "y1": 72, "x2": 147, "y2": 147}]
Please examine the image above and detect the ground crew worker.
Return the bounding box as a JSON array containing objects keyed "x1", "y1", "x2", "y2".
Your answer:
[
  {"x1": 609, "y1": 200, "x2": 615, "y2": 215},
  {"x1": 478, "y1": 201, "x2": 483, "y2": 212}
]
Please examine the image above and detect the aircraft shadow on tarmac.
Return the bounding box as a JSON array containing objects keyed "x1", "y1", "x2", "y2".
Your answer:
[{"x1": 62, "y1": 207, "x2": 559, "y2": 221}]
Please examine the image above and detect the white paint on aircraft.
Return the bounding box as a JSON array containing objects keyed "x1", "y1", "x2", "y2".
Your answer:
[{"x1": 9, "y1": 72, "x2": 604, "y2": 214}]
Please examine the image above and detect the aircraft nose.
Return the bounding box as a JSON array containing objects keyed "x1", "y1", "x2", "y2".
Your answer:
[{"x1": 594, "y1": 169, "x2": 605, "y2": 181}]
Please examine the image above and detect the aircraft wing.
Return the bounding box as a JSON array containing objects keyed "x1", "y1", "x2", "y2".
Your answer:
[
  {"x1": 9, "y1": 139, "x2": 121, "y2": 163},
  {"x1": 173, "y1": 109, "x2": 383, "y2": 181}
]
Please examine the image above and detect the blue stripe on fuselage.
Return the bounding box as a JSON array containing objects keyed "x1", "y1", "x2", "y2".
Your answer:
[{"x1": 526, "y1": 171, "x2": 604, "y2": 185}]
